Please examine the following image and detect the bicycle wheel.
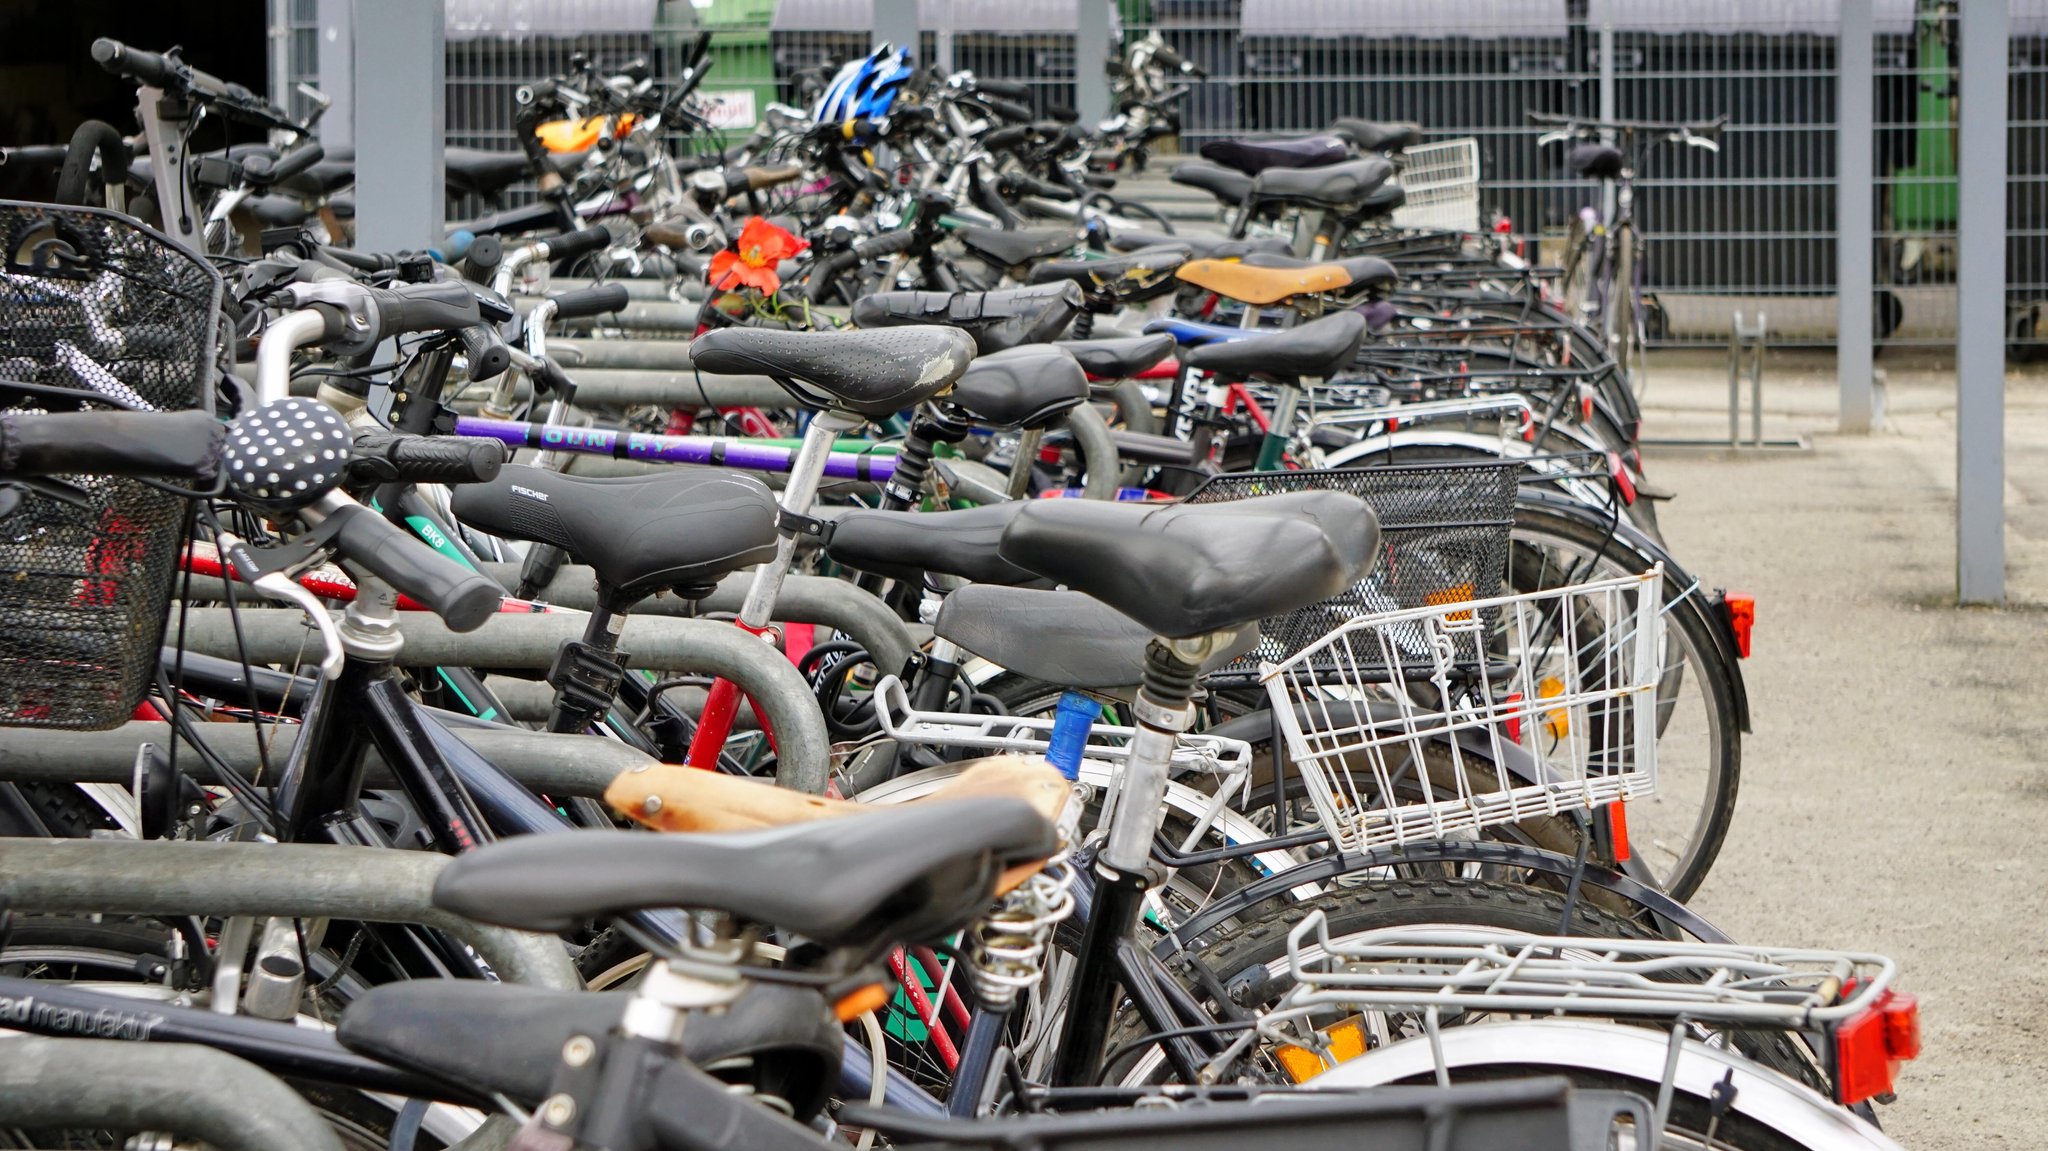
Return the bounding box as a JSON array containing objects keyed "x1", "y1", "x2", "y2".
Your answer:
[{"x1": 1509, "y1": 497, "x2": 1741, "y2": 901}]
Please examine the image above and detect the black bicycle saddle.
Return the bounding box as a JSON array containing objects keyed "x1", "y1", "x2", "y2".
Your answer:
[
  {"x1": 825, "y1": 502, "x2": 1039, "y2": 587},
  {"x1": 1055, "y1": 333, "x2": 1176, "y2": 379},
  {"x1": 451, "y1": 464, "x2": 777, "y2": 602},
  {"x1": 337, "y1": 979, "x2": 841, "y2": 1114},
  {"x1": 997, "y1": 490, "x2": 1379, "y2": 639},
  {"x1": 943, "y1": 344, "x2": 1089, "y2": 429},
  {"x1": 691, "y1": 325, "x2": 976, "y2": 416},
  {"x1": 432, "y1": 797, "x2": 1058, "y2": 950},
  {"x1": 852, "y1": 282, "x2": 1084, "y2": 354},
  {"x1": 1251, "y1": 156, "x2": 1395, "y2": 210},
  {"x1": 1201, "y1": 135, "x2": 1349, "y2": 176},
  {"x1": 1331, "y1": 119, "x2": 1422, "y2": 153},
  {"x1": 952, "y1": 225, "x2": 1083, "y2": 270},
  {"x1": 1182, "y1": 310, "x2": 1367, "y2": 380}
]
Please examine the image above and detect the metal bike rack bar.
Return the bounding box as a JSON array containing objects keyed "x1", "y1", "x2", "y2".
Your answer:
[
  {"x1": 478, "y1": 564, "x2": 917, "y2": 679},
  {"x1": 1640, "y1": 312, "x2": 1808, "y2": 452},
  {"x1": 472, "y1": 368, "x2": 792, "y2": 409},
  {"x1": 169, "y1": 609, "x2": 831, "y2": 793},
  {"x1": 0, "y1": 1038, "x2": 348, "y2": 1151},
  {"x1": 525, "y1": 277, "x2": 675, "y2": 301},
  {"x1": 0, "y1": 722, "x2": 647, "y2": 798},
  {"x1": 0, "y1": 838, "x2": 580, "y2": 990},
  {"x1": 513, "y1": 298, "x2": 699, "y2": 333},
  {"x1": 550, "y1": 338, "x2": 709, "y2": 372}
]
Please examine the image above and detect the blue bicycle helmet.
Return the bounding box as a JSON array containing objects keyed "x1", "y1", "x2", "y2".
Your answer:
[{"x1": 813, "y1": 43, "x2": 916, "y2": 136}]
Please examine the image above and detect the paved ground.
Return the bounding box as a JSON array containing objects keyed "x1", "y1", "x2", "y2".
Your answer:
[{"x1": 1637, "y1": 354, "x2": 2048, "y2": 1148}]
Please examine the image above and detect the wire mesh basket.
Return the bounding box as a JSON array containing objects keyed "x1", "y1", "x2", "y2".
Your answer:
[
  {"x1": 1390, "y1": 138, "x2": 1482, "y2": 234},
  {"x1": 1185, "y1": 460, "x2": 1519, "y2": 684},
  {"x1": 1259, "y1": 567, "x2": 1663, "y2": 855},
  {"x1": 0, "y1": 202, "x2": 221, "y2": 729}
]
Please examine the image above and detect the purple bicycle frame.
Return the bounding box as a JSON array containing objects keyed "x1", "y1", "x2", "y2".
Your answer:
[{"x1": 455, "y1": 416, "x2": 897, "y2": 483}]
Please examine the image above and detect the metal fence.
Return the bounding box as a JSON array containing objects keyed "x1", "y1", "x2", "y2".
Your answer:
[{"x1": 283, "y1": 0, "x2": 2047, "y2": 351}]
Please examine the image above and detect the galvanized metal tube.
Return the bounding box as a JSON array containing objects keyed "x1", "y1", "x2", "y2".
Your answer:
[
  {"x1": 170, "y1": 609, "x2": 830, "y2": 793},
  {"x1": 474, "y1": 564, "x2": 916, "y2": 678},
  {"x1": 0, "y1": 838, "x2": 579, "y2": 989},
  {"x1": 0, "y1": 722, "x2": 645, "y2": 798},
  {"x1": 0, "y1": 1039, "x2": 348, "y2": 1151}
]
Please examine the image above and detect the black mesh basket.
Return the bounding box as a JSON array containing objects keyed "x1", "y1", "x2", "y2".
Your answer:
[
  {"x1": 0, "y1": 202, "x2": 222, "y2": 729},
  {"x1": 1185, "y1": 460, "x2": 1519, "y2": 684}
]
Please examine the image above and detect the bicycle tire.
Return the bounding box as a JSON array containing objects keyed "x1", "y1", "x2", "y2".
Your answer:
[{"x1": 1508, "y1": 498, "x2": 1741, "y2": 902}]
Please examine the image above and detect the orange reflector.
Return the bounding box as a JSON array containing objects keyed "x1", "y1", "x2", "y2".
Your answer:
[
  {"x1": 1273, "y1": 1043, "x2": 1327, "y2": 1083},
  {"x1": 835, "y1": 983, "x2": 891, "y2": 1022},
  {"x1": 1537, "y1": 675, "x2": 1569, "y2": 739},
  {"x1": 1835, "y1": 990, "x2": 1920, "y2": 1104},
  {"x1": 1326, "y1": 1015, "x2": 1369, "y2": 1063},
  {"x1": 1723, "y1": 593, "x2": 1754, "y2": 659},
  {"x1": 1424, "y1": 584, "x2": 1476, "y2": 622}
]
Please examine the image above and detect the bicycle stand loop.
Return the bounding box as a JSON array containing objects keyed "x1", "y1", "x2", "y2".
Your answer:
[
  {"x1": 0, "y1": 837, "x2": 580, "y2": 990},
  {"x1": 1640, "y1": 310, "x2": 1810, "y2": 452},
  {"x1": 169, "y1": 608, "x2": 832, "y2": 794}
]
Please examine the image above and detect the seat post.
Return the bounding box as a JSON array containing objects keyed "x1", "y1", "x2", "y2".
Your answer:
[
  {"x1": 1254, "y1": 377, "x2": 1309, "y2": 472},
  {"x1": 1052, "y1": 629, "x2": 1235, "y2": 1087},
  {"x1": 685, "y1": 408, "x2": 863, "y2": 769}
]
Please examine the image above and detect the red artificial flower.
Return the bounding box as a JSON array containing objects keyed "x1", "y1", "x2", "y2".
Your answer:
[{"x1": 708, "y1": 216, "x2": 808, "y2": 297}]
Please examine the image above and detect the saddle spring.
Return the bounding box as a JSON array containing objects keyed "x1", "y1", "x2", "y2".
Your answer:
[{"x1": 963, "y1": 845, "x2": 1079, "y2": 1010}]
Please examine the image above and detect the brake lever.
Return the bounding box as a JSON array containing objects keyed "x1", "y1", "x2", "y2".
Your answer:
[
  {"x1": 1536, "y1": 128, "x2": 1573, "y2": 147},
  {"x1": 217, "y1": 528, "x2": 346, "y2": 681}
]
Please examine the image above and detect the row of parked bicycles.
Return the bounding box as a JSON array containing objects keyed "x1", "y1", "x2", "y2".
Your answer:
[{"x1": 0, "y1": 29, "x2": 1913, "y2": 1151}]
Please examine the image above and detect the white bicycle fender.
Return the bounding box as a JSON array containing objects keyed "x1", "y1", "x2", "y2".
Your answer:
[{"x1": 1298, "y1": 1019, "x2": 1904, "y2": 1151}]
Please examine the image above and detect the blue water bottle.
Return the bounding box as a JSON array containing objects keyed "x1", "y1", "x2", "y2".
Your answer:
[{"x1": 1046, "y1": 691, "x2": 1103, "y2": 781}]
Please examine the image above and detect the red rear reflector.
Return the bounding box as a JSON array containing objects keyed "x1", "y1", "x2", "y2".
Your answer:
[
  {"x1": 1494, "y1": 216, "x2": 1514, "y2": 233},
  {"x1": 1603, "y1": 801, "x2": 1630, "y2": 862},
  {"x1": 1607, "y1": 451, "x2": 1637, "y2": 505},
  {"x1": 1503, "y1": 692, "x2": 1524, "y2": 743},
  {"x1": 1723, "y1": 593, "x2": 1754, "y2": 659},
  {"x1": 1835, "y1": 990, "x2": 1920, "y2": 1105}
]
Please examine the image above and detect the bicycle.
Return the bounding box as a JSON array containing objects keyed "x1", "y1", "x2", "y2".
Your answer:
[{"x1": 1531, "y1": 111, "x2": 1728, "y2": 399}]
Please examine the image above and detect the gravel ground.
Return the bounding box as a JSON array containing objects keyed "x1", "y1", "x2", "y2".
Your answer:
[{"x1": 1636, "y1": 356, "x2": 2048, "y2": 1149}]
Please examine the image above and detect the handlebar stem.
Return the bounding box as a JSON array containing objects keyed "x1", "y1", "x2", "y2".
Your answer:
[{"x1": 256, "y1": 310, "x2": 335, "y2": 405}]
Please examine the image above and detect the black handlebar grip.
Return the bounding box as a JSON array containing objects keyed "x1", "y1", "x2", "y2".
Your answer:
[
  {"x1": 545, "y1": 224, "x2": 611, "y2": 263},
  {"x1": 853, "y1": 229, "x2": 921, "y2": 260},
  {"x1": 352, "y1": 431, "x2": 506, "y2": 486},
  {"x1": 457, "y1": 325, "x2": 512, "y2": 382},
  {"x1": 1152, "y1": 43, "x2": 1186, "y2": 70},
  {"x1": 984, "y1": 96, "x2": 1035, "y2": 124},
  {"x1": 328, "y1": 503, "x2": 503, "y2": 631},
  {"x1": 976, "y1": 78, "x2": 1032, "y2": 100},
  {"x1": 373, "y1": 281, "x2": 483, "y2": 338},
  {"x1": 1007, "y1": 173, "x2": 1073, "y2": 201},
  {"x1": 983, "y1": 124, "x2": 1034, "y2": 152},
  {"x1": 0, "y1": 410, "x2": 221, "y2": 480},
  {"x1": 91, "y1": 39, "x2": 178, "y2": 88},
  {"x1": 244, "y1": 139, "x2": 325, "y2": 187},
  {"x1": 550, "y1": 284, "x2": 630, "y2": 321},
  {"x1": 461, "y1": 235, "x2": 504, "y2": 282}
]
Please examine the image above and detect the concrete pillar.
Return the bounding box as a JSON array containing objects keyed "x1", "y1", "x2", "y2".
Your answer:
[{"x1": 350, "y1": 0, "x2": 444, "y2": 253}]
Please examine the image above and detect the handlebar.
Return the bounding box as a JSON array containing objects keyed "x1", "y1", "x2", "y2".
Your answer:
[
  {"x1": 311, "y1": 494, "x2": 505, "y2": 631},
  {"x1": 349, "y1": 431, "x2": 506, "y2": 487},
  {"x1": 0, "y1": 410, "x2": 221, "y2": 479},
  {"x1": 92, "y1": 38, "x2": 303, "y2": 135},
  {"x1": 976, "y1": 78, "x2": 1032, "y2": 101},
  {"x1": 550, "y1": 283, "x2": 631, "y2": 321},
  {"x1": 242, "y1": 139, "x2": 325, "y2": 188}
]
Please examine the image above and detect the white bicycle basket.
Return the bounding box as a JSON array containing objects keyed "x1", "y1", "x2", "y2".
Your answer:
[
  {"x1": 1390, "y1": 137, "x2": 1482, "y2": 233},
  {"x1": 1259, "y1": 566, "x2": 1663, "y2": 854}
]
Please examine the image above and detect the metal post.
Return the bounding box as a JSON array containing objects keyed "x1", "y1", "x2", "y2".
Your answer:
[
  {"x1": 1076, "y1": 0, "x2": 1115, "y2": 126},
  {"x1": 266, "y1": 0, "x2": 294, "y2": 131},
  {"x1": 876, "y1": 0, "x2": 921, "y2": 60},
  {"x1": 351, "y1": 0, "x2": 443, "y2": 253},
  {"x1": 1596, "y1": 0, "x2": 1617, "y2": 222},
  {"x1": 1957, "y1": 0, "x2": 2009, "y2": 604},
  {"x1": 934, "y1": 0, "x2": 957, "y2": 74},
  {"x1": 1838, "y1": 0, "x2": 1877, "y2": 432},
  {"x1": 316, "y1": 0, "x2": 355, "y2": 152}
]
